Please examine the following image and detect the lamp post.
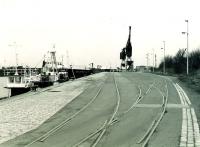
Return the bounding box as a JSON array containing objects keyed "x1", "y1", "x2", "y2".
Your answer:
[
  {"x1": 182, "y1": 20, "x2": 189, "y2": 75},
  {"x1": 151, "y1": 49, "x2": 155, "y2": 72},
  {"x1": 146, "y1": 53, "x2": 149, "y2": 71},
  {"x1": 161, "y1": 41, "x2": 165, "y2": 74}
]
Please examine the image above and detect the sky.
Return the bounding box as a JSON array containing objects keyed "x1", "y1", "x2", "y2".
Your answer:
[{"x1": 0, "y1": 0, "x2": 200, "y2": 69}]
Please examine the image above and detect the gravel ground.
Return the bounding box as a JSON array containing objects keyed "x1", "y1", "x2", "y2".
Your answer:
[{"x1": 0, "y1": 73, "x2": 106, "y2": 144}]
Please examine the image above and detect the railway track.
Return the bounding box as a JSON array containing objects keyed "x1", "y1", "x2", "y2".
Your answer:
[
  {"x1": 72, "y1": 75, "x2": 156, "y2": 147},
  {"x1": 122, "y1": 81, "x2": 155, "y2": 114},
  {"x1": 71, "y1": 75, "x2": 168, "y2": 147},
  {"x1": 23, "y1": 73, "x2": 169, "y2": 147},
  {"x1": 91, "y1": 73, "x2": 121, "y2": 147},
  {"x1": 23, "y1": 77, "x2": 107, "y2": 147},
  {"x1": 71, "y1": 73, "x2": 121, "y2": 147},
  {"x1": 0, "y1": 72, "x2": 190, "y2": 147},
  {"x1": 137, "y1": 79, "x2": 169, "y2": 147}
]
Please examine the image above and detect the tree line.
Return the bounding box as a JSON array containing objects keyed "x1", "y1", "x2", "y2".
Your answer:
[{"x1": 159, "y1": 49, "x2": 200, "y2": 74}]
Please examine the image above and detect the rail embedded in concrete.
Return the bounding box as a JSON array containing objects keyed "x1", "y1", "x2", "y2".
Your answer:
[
  {"x1": 137, "y1": 80, "x2": 169, "y2": 147},
  {"x1": 89, "y1": 73, "x2": 121, "y2": 147},
  {"x1": 23, "y1": 80, "x2": 105, "y2": 147}
]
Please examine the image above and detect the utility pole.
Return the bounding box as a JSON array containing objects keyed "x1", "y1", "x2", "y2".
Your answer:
[
  {"x1": 155, "y1": 54, "x2": 157, "y2": 68},
  {"x1": 146, "y1": 53, "x2": 149, "y2": 71},
  {"x1": 187, "y1": 20, "x2": 189, "y2": 75},
  {"x1": 161, "y1": 41, "x2": 165, "y2": 74},
  {"x1": 163, "y1": 41, "x2": 165, "y2": 74},
  {"x1": 61, "y1": 55, "x2": 64, "y2": 68},
  {"x1": 3, "y1": 59, "x2": 6, "y2": 76},
  {"x1": 182, "y1": 20, "x2": 189, "y2": 75},
  {"x1": 152, "y1": 49, "x2": 155, "y2": 72},
  {"x1": 66, "y1": 50, "x2": 70, "y2": 68}
]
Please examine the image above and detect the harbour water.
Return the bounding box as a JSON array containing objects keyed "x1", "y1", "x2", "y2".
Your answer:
[{"x1": 0, "y1": 77, "x2": 8, "y2": 98}]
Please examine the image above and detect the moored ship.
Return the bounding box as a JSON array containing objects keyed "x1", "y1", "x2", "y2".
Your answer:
[
  {"x1": 5, "y1": 69, "x2": 37, "y2": 96},
  {"x1": 5, "y1": 49, "x2": 69, "y2": 96},
  {"x1": 33, "y1": 50, "x2": 69, "y2": 87}
]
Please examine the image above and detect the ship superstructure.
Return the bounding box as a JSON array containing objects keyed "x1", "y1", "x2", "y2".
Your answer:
[
  {"x1": 5, "y1": 68, "x2": 37, "y2": 96},
  {"x1": 34, "y1": 50, "x2": 69, "y2": 87}
]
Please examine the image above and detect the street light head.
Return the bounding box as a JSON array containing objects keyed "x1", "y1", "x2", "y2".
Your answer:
[
  {"x1": 161, "y1": 48, "x2": 163, "y2": 50},
  {"x1": 182, "y1": 32, "x2": 186, "y2": 35},
  {"x1": 185, "y1": 20, "x2": 188, "y2": 22}
]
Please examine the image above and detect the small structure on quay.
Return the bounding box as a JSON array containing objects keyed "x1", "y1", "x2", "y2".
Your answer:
[{"x1": 120, "y1": 26, "x2": 133, "y2": 71}]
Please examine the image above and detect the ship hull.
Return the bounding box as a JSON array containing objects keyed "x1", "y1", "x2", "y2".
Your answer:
[{"x1": 10, "y1": 87, "x2": 31, "y2": 96}]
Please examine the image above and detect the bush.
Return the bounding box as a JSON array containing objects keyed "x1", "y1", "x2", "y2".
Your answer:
[
  {"x1": 189, "y1": 49, "x2": 200, "y2": 71},
  {"x1": 158, "y1": 48, "x2": 200, "y2": 74}
]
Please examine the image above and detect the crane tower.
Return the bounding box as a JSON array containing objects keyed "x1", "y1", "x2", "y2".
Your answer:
[{"x1": 120, "y1": 26, "x2": 134, "y2": 71}]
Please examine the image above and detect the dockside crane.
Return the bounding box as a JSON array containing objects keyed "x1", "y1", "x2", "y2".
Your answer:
[{"x1": 120, "y1": 26, "x2": 133, "y2": 71}]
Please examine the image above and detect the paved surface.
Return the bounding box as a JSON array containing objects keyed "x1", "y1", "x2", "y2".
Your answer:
[
  {"x1": 0, "y1": 73, "x2": 106, "y2": 144},
  {"x1": 0, "y1": 72, "x2": 200, "y2": 147}
]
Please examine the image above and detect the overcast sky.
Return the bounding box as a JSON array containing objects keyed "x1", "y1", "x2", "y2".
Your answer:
[{"x1": 0, "y1": 0, "x2": 200, "y2": 69}]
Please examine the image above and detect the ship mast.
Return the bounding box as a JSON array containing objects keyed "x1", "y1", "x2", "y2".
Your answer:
[
  {"x1": 50, "y1": 44, "x2": 58, "y2": 73},
  {"x1": 8, "y1": 42, "x2": 21, "y2": 75}
]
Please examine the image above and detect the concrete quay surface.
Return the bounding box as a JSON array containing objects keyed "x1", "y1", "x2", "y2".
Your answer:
[{"x1": 0, "y1": 72, "x2": 200, "y2": 147}]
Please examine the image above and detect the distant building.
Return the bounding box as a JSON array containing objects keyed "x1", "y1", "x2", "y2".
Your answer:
[{"x1": 136, "y1": 66, "x2": 147, "y2": 72}]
